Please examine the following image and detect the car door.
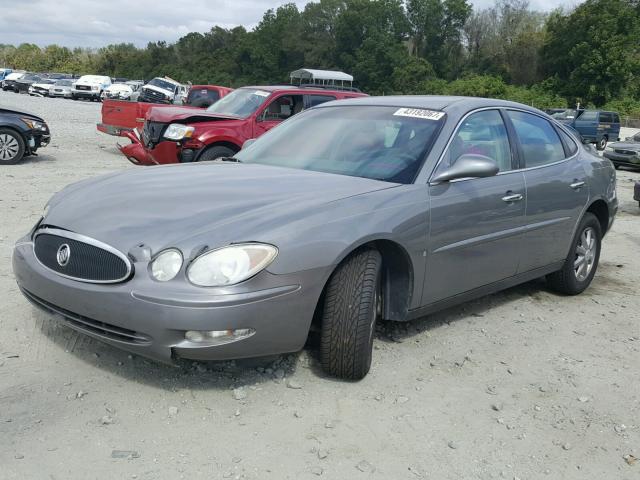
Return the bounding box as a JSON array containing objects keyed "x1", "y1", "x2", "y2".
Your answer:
[
  {"x1": 573, "y1": 110, "x2": 598, "y2": 142},
  {"x1": 598, "y1": 112, "x2": 613, "y2": 142},
  {"x1": 423, "y1": 109, "x2": 526, "y2": 304},
  {"x1": 506, "y1": 110, "x2": 589, "y2": 272},
  {"x1": 253, "y1": 94, "x2": 304, "y2": 138}
]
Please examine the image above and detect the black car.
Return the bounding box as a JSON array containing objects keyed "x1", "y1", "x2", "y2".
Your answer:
[
  {"x1": 2, "y1": 73, "x2": 25, "y2": 92},
  {"x1": 0, "y1": 108, "x2": 50, "y2": 164},
  {"x1": 15, "y1": 74, "x2": 42, "y2": 94}
]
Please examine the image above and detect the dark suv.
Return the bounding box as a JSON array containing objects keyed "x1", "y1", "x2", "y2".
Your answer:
[{"x1": 0, "y1": 107, "x2": 50, "y2": 164}]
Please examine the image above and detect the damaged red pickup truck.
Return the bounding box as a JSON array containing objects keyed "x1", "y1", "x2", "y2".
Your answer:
[{"x1": 115, "y1": 85, "x2": 366, "y2": 165}]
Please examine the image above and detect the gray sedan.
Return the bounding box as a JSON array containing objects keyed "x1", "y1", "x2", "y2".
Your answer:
[
  {"x1": 12, "y1": 96, "x2": 618, "y2": 379},
  {"x1": 604, "y1": 132, "x2": 640, "y2": 169}
]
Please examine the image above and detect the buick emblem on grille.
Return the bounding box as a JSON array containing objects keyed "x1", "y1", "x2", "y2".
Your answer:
[{"x1": 56, "y1": 244, "x2": 71, "y2": 267}]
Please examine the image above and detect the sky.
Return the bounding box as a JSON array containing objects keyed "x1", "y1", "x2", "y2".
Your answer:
[{"x1": 0, "y1": 0, "x2": 581, "y2": 49}]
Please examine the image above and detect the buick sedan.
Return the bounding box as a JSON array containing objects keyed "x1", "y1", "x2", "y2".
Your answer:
[{"x1": 13, "y1": 96, "x2": 618, "y2": 379}]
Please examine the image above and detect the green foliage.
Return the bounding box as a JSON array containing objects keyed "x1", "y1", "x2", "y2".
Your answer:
[{"x1": 1, "y1": 0, "x2": 639, "y2": 113}]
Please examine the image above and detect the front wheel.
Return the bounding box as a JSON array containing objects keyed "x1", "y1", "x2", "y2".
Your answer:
[
  {"x1": 0, "y1": 128, "x2": 26, "y2": 165},
  {"x1": 547, "y1": 213, "x2": 601, "y2": 295},
  {"x1": 195, "y1": 145, "x2": 235, "y2": 162},
  {"x1": 320, "y1": 248, "x2": 382, "y2": 380},
  {"x1": 596, "y1": 136, "x2": 608, "y2": 151}
]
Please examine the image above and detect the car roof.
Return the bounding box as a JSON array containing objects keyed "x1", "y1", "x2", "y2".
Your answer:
[
  {"x1": 313, "y1": 95, "x2": 547, "y2": 116},
  {"x1": 238, "y1": 85, "x2": 361, "y2": 95}
]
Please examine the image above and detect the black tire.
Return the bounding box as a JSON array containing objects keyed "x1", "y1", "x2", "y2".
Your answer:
[
  {"x1": 0, "y1": 128, "x2": 26, "y2": 165},
  {"x1": 72, "y1": 95, "x2": 78, "y2": 100},
  {"x1": 195, "y1": 145, "x2": 236, "y2": 162},
  {"x1": 546, "y1": 213, "x2": 601, "y2": 295},
  {"x1": 320, "y1": 248, "x2": 382, "y2": 380},
  {"x1": 596, "y1": 136, "x2": 608, "y2": 151}
]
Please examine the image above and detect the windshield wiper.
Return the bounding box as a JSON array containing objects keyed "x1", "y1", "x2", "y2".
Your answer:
[{"x1": 217, "y1": 156, "x2": 242, "y2": 163}]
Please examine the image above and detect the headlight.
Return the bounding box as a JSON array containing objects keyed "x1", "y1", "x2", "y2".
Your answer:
[
  {"x1": 187, "y1": 244, "x2": 278, "y2": 287},
  {"x1": 21, "y1": 118, "x2": 47, "y2": 131},
  {"x1": 164, "y1": 123, "x2": 195, "y2": 141},
  {"x1": 92, "y1": 85, "x2": 99, "y2": 91},
  {"x1": 150, "y1": 249, "x2": 183, "y2": 281}
]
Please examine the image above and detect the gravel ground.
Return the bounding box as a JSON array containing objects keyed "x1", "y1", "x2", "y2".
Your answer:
[{"x1": 1, "y1": 91, "x2": 639, "y2": 480}]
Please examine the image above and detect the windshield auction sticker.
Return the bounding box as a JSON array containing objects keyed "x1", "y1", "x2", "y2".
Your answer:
[
  {"x1": 253, "y1": 90, "x2": 270, "y2": 97},
  {"x1": 393, "y1": 108, "x2": 445, "y2": 121}
]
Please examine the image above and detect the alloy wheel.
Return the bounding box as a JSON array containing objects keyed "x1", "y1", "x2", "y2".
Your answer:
[
  {"x1": 574, "y1": 226, "x2": 597, "y2": 282},
  {"x1": 0, "y1": 133, "x2": 20, "y2": 161}
]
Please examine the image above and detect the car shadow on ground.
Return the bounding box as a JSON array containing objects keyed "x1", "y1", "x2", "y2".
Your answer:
[
  {"x1": 31, "y1": 276, "x2": 586, "y2": 389},
  {"x1": 16, "y1": 153, "x2": 56, "y2": 165}
]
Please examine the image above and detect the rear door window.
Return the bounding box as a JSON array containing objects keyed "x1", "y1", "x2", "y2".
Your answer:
[
  {"x1": 578, "y1": 111, "x2": 598, "y2": 122},
  {"x1": 507, "y1": 111, "x2": 566, "y2": 167},
  {"x1": 306, "y1": 95, "x2": 337, "y2": 108},
  {"x1": 599, "y1": 112, "x2": 612, "y2": 123}
]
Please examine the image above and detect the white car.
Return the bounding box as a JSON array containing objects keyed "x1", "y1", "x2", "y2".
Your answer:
[
  {"x1": 101, "y1": 83, "x2": 134, "y2": 101},
  {"x1": 72, "y1": 75, "x2": 112, "y2": 101},
  {"x1": 138, "y1": 77, "x2": 188, "y2": 104},
  {"x1": 28, "y1": 79, "x2": 57, "y2": 97}
]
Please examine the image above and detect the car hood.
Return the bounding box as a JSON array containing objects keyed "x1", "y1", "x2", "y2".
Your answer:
[
  {"x1": 147, "y1": 105, "x2": 237, "y2": 123},
  {"x1": 0, "y1": 107, "x2": 44, "y2": 122},
  {"x1": 609, "y1": 142, "x2": 640, "y2": 151},
  {"x1": 44, "y1": 163, "x2": 397, "y2": 255}
]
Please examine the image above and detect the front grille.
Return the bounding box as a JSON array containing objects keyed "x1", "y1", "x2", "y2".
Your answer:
[
  {"x1": 21, "y1": 288, "x2": 150, "y2": 345},
  {"x1": 141, "y1": 88, "x2": 169, "y2": 103},
  {"x1": 76, "y1": 85, "x2": 91, "y2": 91},
  {"x1": 142, "y1": 121, "x2": 167, "y2": 147},
  {"x1": 34, "y1": 229, "x2": 132, "y2": 283}
]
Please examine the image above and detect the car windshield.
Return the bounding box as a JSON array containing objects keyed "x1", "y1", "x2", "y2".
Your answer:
[
  {"x1": 55, "y1": 80, "x2": 73, "y2": 86},
  {"x1": 22, "y1": 74, "x2": 40, "y2": 81},
  {"x1": 147, "y1": 78, "x2": 177, "y2": 92},
  {"x1": 235, "y1": 106, "x2": 445, "y2": 184},
  {"x1": 206, "y1": 88, "x2": 271, "y2": 118}
]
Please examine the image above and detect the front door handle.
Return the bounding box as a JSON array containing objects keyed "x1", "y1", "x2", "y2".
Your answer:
[
  {"x1": 502, "y1": 193, "x2": 523, "y2": 203},
  {"x1": 570, "y1": 181, "x2": 585, "y2": 190}
]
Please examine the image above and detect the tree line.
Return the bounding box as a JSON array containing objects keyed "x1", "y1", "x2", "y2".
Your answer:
[{"x1": 1, "y1": 0, "x2": 639, "y2": 115}]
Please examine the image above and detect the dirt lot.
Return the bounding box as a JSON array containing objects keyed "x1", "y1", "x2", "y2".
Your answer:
[{"x1": 1, "y1": 91, "x2": 639, "y2": 480}]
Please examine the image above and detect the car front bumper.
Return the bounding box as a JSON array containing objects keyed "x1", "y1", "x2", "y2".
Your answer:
[
  {"x1": 12, "y1": 237, "x2": 325, "y2": 363},
  {"x1": 73, "y1": 90, "x2": 101, "y2": 99},
  {"x1": 604, "y1": 151, "x2": 640, "y2": 166}
]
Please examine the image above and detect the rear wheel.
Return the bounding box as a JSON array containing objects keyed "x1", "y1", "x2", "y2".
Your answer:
[
  {"x1": 0, "y1": 128, "x2": 26, "y2": 165},
  {"x1": 195, "y1": 145, "x2": 235, "y2": 162},
  {"x1": 546, "y1": 213, "x2": 601, "y2": 295},
  {"x1": 596, "y1": 136, "x2": 608, "y2": 151},
  {"x1": 320, "y1": 248, "x2": 382, "y2": 380}
]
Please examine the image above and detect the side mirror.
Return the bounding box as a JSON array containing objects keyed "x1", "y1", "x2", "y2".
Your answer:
[
  {"x1": 430, "y1": 154, "x2": 499, "y2": 184},
  {"x1": 242, "y1": 138, "x2": 256, "y2": 150}
]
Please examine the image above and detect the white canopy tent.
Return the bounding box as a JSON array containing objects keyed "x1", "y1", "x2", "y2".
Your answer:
[{"x1": 289, "y1": 69, "x2": 354, "y2": 88}]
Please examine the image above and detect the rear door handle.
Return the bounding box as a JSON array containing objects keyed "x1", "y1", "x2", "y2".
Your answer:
[
  {"x1": 502, "y1": 193, "x2": 523, "y2": 203},
  {"x1": 570, "y1": 181, "x2": 585, "y2": 190}
]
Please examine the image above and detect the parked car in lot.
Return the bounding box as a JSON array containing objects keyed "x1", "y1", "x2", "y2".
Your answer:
[
  {"x1": 554, "y1": 109, "x2": 621, "y2": 150},
  {"x1": 1, "y1": 71, "x2": 24, "y2": 91},
  {"x1": 72, "y1": 75, "x2": 112, "y2": 101},
  {"x1": 97, "y1": 85, "x2": 233, "y2": 137},
  {"x1": 119, "y1": 85, "x2": 366, "y2": 165},
  {"x1": 1, "y1": 72, "x2": 25, "y2": 92},
  {"x1": 101, "y1": 83, "x2": 136, "y2": 101},
  {"x1": 12, "y1": 96, "x2": 617, "y2": 379},
  {"x1": 138, "y1": 77, "x2": 188, "y2": 104},
  {"x1": 604, "y1": 132, "x2": 640, "y2": 169},
  {"x1": 49, "y1": 79, "x2": 74, "y2": 98},
  {"x1": 184, "y1": 85, "x2": 234, "y2": 108},
  {"x1": 0, "y1": 107, "x2": 50, "y2": 164},
  {"x1": 29, "y1": 78, "x2": 57, "y2": 97},
  {"x1": 15, "y1": 73, "x2": 42, "y2": 94}
]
